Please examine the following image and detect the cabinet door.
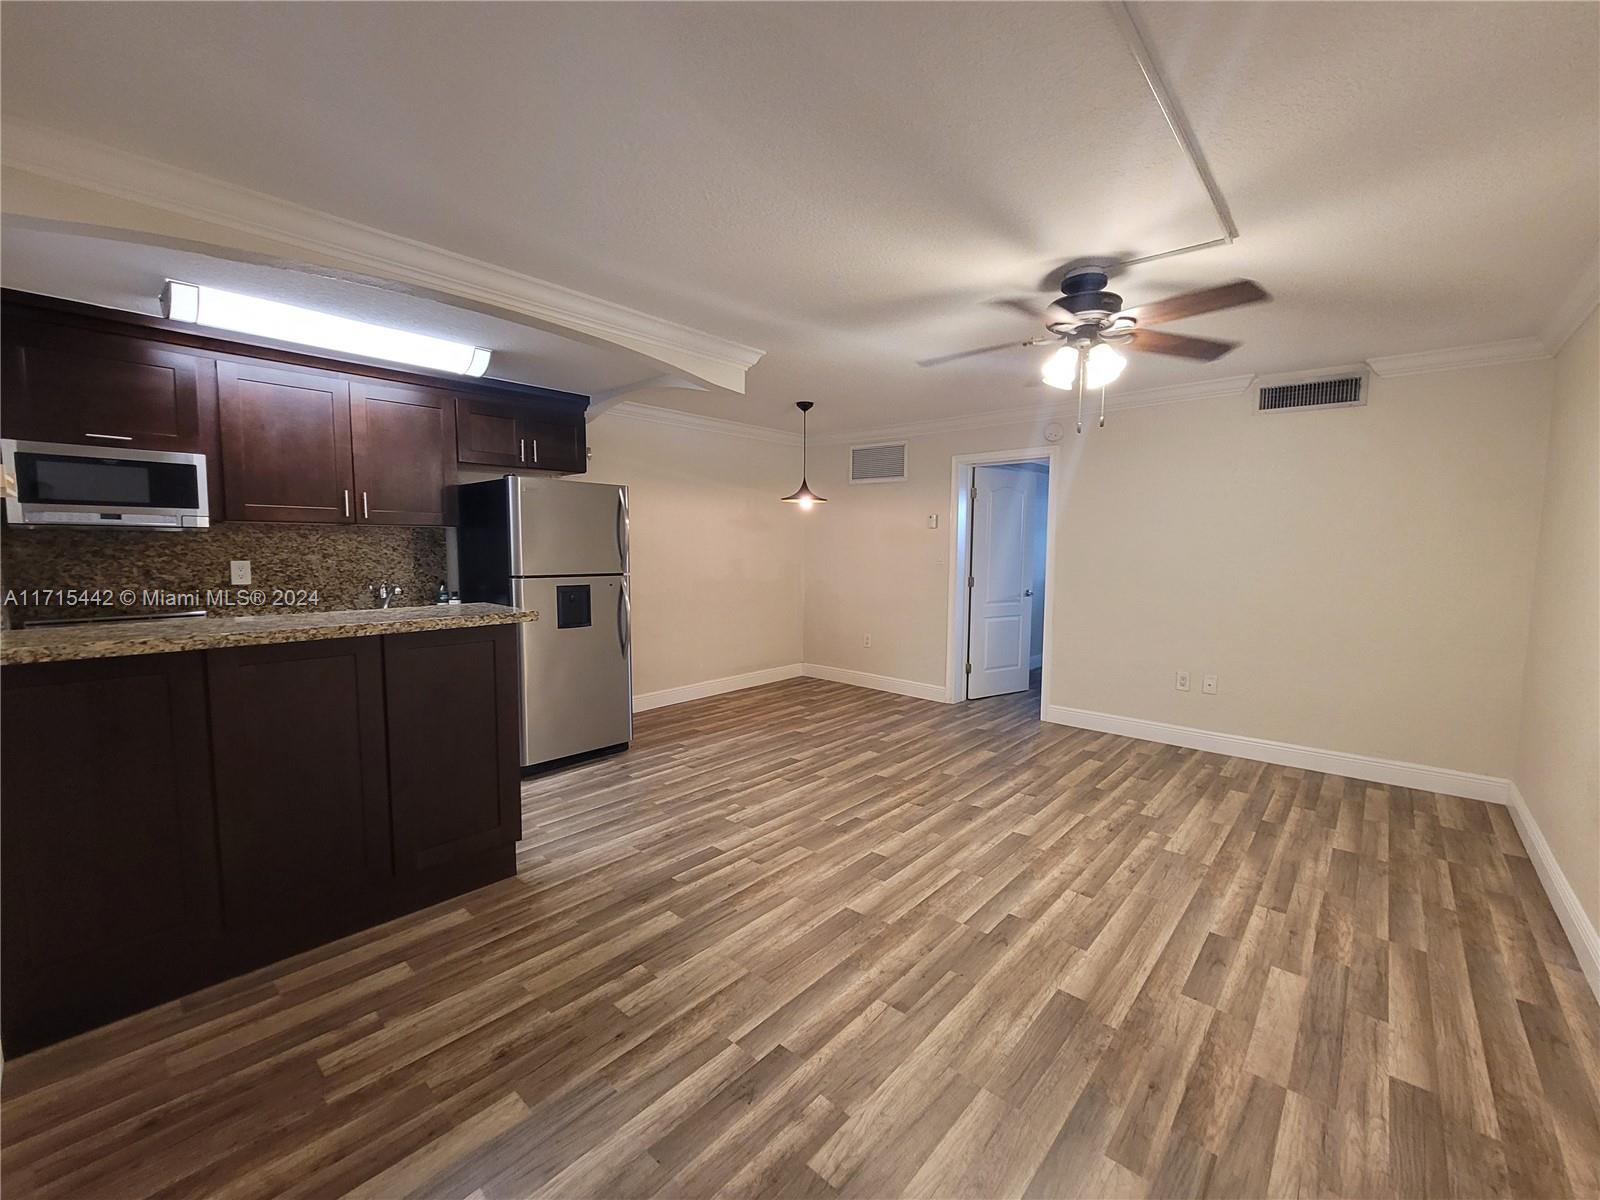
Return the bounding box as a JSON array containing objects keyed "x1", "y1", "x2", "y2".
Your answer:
[
  {"x1": 384, "y1": 625, "x2": 521, "y2": 875},
  {"x1": 218, "y1": 360, "x2": 354, "y2": 523},
  {"x1": 1, "y1": 321, "x2": 213, "y2": 452},
  {"x1": 351, "y1": 380, "x2": 453, "y2": 525},
  {"x1": 207, "y1": 638, "x2": 392, "y2": 935},
  {"x1": 455, "y1": 396, "x2": 526, "y2": 467},
  {"x1": 1, "y1": 652, "x2": 221, "y2": 1051},
  {"x1": 521, "y1": 415, "x2": 586, "y2": 474}
]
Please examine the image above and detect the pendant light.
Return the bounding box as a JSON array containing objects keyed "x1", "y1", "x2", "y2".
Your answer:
[{"x1": 781, "y1": 401, "x2": 827, "y2": 509}]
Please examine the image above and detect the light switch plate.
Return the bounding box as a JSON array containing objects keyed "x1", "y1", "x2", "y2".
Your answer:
[
  {"x1": 1202, "y1": 673, "x2": 1219, "y2": 695},
  {"x1": 1175, "y1": 670, "x2": 1190, "y2": 692},
  {"x1": 230, "y1": 560, "x2": 252, "y2": 585}
]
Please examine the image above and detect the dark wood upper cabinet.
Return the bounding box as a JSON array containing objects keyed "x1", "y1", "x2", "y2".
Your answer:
[
  {"x1": 1, "y1": 320, "x2": 213, "y2": 452},
  {"x1": 456, "y1": 395, "x2": 586, "y2": 473},
  {"x1": 350, "y1": 380, "x2": 455, "y2": 525},
  {"x1": 455, "y1": 396, "x2": 525, "y2": 467},
  {"x1": 521, "y1": 415, "x2": 585, "y2": 474},
  {"x1": 206, "y1": 637, "x2": 392, "y2": 935},
  {"x1": 218, "y1": 360, "x2": 355, "y2": 523},
  {"x1": 1, "y1": 652, "x2": 221, "y2": 1049},
  {"x1": 1, "y1": 292, "x2": 590, "y2": 518},
  {"x1": 384, "y1": 626, "x2": 522, "y2": 875}
]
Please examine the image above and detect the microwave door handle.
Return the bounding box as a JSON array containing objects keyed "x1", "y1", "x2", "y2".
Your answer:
[{"x1": 85, "y1": 433, "x2": 134, "y2": 441}]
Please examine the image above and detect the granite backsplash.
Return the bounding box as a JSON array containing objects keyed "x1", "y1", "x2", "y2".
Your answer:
[{"x1": 2, "y1": 523, "x2": 448, "y2": 625}]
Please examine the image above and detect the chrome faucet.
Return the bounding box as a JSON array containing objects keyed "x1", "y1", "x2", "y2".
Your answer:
[{"x1": 370, "y1": 583, "x2": 404, "y2": 609}]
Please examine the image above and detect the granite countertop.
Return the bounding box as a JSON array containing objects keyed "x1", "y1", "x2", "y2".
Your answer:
[{"x1": 0, "y1": 603, "x2": 534, "y2": 666}]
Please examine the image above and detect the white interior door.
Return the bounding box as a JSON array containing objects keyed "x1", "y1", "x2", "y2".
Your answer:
[{"x1": 967, "y1": 464, "x2": 1033, "y2": 699}]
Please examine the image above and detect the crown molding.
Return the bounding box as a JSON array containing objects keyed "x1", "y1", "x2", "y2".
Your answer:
[
  {"x1": 813, "y1": 374, "x2": 1256, "y2": 445},
  {"x1": 1366, "y1": 337, "x2": 1550, "y2": 378},
  {"x1": 0, "y1": 121, "x2": 765, "y2": 393},
  {"x1": 599, "y1": 400, "x2": 799, "y2": 445},
  {"x1": 1543, "y1": 251, "x2": 1600, "y2": 357}
]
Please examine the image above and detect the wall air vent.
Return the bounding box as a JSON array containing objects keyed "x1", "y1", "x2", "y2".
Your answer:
[
  {"x1": 850, "y1": 442, "x2": 908, "y2": 483},
  {"x1": 1256, "y1": 368, "x2": 1368, "y2": 413}
]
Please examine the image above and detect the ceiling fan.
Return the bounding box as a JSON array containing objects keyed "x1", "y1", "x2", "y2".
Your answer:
[{"x1": 918, "y1": 266, "x2": 1270, "y2": 431}]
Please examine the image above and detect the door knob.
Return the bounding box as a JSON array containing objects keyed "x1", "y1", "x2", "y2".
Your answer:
[{"x1": 1024, "y1": 589, "x2": 1033, "y2": 596}]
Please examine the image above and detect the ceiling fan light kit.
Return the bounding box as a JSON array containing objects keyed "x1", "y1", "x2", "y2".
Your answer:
[{"x1": 921, "y1": 265, "x2": 1270, "y2": 433}]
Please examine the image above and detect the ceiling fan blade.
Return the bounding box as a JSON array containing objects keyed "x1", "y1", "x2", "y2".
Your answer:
[
  {"x1": 916, "y1": 338, "x2": 1048, "y2": 368},
  {"x1": 988, "y1": 297, "x2": 1045, "y2": 319},
  {"x1": 1126, "y1": 327, "x2": 1238, "y2": 361},
  {"x1": 1121, "y1": 280, "x2": 1269, "y2": 326}
]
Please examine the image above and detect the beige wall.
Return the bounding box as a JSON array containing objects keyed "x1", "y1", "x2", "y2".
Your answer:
[
  {"x1": 804, "y1": 359, "x2": 1554, "y2": 779},
  {"x1": 584, "y1": 409, "x2": 805, "y2": 700},
  {"x1": 1515, "y1": 308, "x2": 1600, "y2": 930}
]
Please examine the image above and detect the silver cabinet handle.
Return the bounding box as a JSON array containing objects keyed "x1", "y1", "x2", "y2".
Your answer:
[
  {"x1": 519, "y1": 438, "x2": 526, "y2": 463},
  {"x1": 530, "y1": 439, "x2": 538, "y2": 464},
  {"x1": 343, "y1": 489, "x2": 351, "y2": 518},
  {"x1": 362, "y1": 491, "x2": 369, "y2": 519},
  {"x1": 85, "y1": 433, "x2": 134, "y2": 441}
]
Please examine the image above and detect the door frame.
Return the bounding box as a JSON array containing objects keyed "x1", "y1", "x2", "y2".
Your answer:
[{"x1": 945, "y1": 446, "x2": 1060, "y2": 709}]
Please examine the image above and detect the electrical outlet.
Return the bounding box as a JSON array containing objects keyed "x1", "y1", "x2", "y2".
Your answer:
[
  {"x1": 230, "y1": 560, "x2": 252, "y2": 585},
  {"x1": 863, "y1": 634, "x2": 873, "y2": 648},
  {"x1": 1202, "y1": 673, "x2": 1219, "y2": 695},
  {"x1": 1175, "y1": 670, "x2": 1190, "y2": 692}
]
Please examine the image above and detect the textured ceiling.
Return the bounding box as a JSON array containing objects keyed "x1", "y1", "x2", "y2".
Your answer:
[{"x1": 2, "y1": 1, "x2": 1595, "y2": 432}]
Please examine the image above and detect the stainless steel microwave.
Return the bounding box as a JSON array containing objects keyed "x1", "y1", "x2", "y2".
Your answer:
[{"x1": 0, "y1": 439, "x2": 210, "y2": 530}]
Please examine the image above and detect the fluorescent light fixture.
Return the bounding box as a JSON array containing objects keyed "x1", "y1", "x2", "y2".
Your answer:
[
  {"x1": 1039, "y1": 343, "x2": 1127, "y2": 391},
  {"x1": 160, "y1": 280, "x2": 491, "y2": 377}
]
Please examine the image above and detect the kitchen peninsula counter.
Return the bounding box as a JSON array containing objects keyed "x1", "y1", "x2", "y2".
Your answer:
[{"x1": 0, "y1": 602, "x2": 533, "y2": 666}]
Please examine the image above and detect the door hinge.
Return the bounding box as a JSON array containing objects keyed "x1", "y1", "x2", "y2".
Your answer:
[
  {"x1": 964, "y1": 661, "x2": 972, "y2": 675},
  {"x1": 967, "y1": 575, "x2": 975, "y2": 589},
  {"x1": 970, "y1": 484, "x2": 978, "y2": 502}
]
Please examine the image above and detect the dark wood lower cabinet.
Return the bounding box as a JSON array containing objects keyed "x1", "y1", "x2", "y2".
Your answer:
[
  {"x1": 0, "y1": 624, "x2": 522, "y2": 1053},
  {"x1": 207, "y1": 638, "x2": 393, "y2": 943},
  {"x1": 1, "y1": 653, "x2": 221, "y2": 1051},
  {"x1": 385, "y1": 626, "x2": 520, "y2": 876}
]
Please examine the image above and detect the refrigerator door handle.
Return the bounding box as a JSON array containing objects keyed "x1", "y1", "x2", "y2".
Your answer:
[
  {"x1": 618, "y1": 579, "x2": 631, "y2": 659},
  {"x1": 615, "y1": 489, "x2": 630, "y2": 572}
]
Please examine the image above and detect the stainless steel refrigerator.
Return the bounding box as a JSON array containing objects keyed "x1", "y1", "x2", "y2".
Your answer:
[{"x1": 456, "y1": 475, "x2": 631, "y2": 769}]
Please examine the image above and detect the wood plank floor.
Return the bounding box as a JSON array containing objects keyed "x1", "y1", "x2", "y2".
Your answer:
[{"x1": 4, "y1": 677, "x2": 1599, "y2": 1199}]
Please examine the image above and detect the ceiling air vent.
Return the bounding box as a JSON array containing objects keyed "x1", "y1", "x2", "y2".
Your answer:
[
  {"x1": 850, "y1": 442, "x2": 907, "y2": 483},
  {"x1": 1256, "y1": 368, "x2": 1368, "y2": 413}
]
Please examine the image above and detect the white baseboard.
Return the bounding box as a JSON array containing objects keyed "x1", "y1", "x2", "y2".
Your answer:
[
  {"x1": 634, "y1": 663, "x2": 803, "y2": 712},
  {"x1": 1043, "y1": 705, "x2": 1511, "y2": 805},
  {"x1": 1507, "y1": 782, "x2": 1600, "y2": 1001},
  {"x1": 802, "y1": 663, "x2": 952, "y2": 704}
]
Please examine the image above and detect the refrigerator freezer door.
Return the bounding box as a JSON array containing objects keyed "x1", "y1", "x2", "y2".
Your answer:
[
  {"x1": 509, "y1": 476, "x2": 627, "y2": 577},
  {"x1": 512, "y1": 575, "x2": 632, "y2": 766}
]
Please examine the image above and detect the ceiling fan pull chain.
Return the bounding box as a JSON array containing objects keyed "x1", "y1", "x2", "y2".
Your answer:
[
  {"x1": 1099, "y1": 386, "x2": 1107, "y2": 428},
  {"x1": 1076, "y1": 355, "x2": 1085, "y2": 434}
]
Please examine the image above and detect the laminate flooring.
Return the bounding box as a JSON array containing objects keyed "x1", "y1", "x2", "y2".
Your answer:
[{"x1": 4, "y1": 677, "x2": 1598, "y2": 1199}]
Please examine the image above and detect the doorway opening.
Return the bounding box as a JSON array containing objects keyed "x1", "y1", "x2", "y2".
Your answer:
[{"x1": 947, "y1": 448, "x2": 1059, "y2": 715}]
